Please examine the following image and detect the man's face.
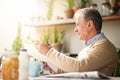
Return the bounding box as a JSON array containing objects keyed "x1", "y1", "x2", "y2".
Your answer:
[{"x1": 74, "y1": 17, "x2": 89, "y2": 41}]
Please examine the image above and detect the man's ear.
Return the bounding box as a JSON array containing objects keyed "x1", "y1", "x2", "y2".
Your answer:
[
  {"x1": 87, "y1": 20, "x2": 93, "y2": 28},
  {"x1": 88, "y1": 22, "x2": 90, "y2": 27}
]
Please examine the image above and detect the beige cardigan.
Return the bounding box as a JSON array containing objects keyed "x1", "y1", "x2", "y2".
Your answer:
[{"x1": 46, "y1": 37, "x2": 118, "y2": 76}]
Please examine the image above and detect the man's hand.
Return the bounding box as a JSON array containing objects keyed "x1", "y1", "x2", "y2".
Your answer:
[
  {"x1": 42, "y1": 61, "x2": 53, "y2": 73},
  {"x1": 35, "y1": 41, "x2": 51, "y2": 55}
]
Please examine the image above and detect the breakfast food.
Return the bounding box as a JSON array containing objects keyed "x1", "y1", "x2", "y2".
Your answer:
[{"x1": 1, "y1": 56, "x2": 19, "y2": 80}]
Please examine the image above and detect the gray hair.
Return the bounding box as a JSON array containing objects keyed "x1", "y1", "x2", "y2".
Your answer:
[{"x1": 74, "y1": 8, "x2": 102, "y2": 31}]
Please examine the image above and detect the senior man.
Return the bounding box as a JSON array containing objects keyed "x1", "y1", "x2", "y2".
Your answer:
[{"x1": 35, "y1": 8, "x2": 118, "y2": 76}]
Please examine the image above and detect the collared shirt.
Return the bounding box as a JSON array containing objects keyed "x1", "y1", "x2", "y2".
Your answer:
[{"x1": 85, "y1": 33, "x2": 105, "y2": 46}]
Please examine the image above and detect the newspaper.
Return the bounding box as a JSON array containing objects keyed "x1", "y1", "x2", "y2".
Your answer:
[
  {"x1": 24, "y1": 43, "x2": 58, "y2": 72},
  {"x1": 44, "y1": 71, "x2": 109, "y2": 79}
]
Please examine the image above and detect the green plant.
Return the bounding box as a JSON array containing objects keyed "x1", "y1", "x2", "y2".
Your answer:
[
  {"x1": 41, "y1": 29, "x2": 49, "y2": 44},
  {"x1": 66, "y1": 0, "x2": 74, "y2": 9},
  {"x1": 12, "y1": 24, "x2": 23, "y2": 54},
  {"x1": 79, "y1": 0, "x2": 89, "y2": 7},
  {"x1": 50, "y1": 27, "x2": 64, "y2": 44},
  {"x1": 46, "y1": 0, "x2": 54, "y2": 20}
]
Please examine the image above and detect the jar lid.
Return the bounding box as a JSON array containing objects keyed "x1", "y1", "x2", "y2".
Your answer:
[{"x1": 20, "y1": 48, "x2": 27, "y2": 52}]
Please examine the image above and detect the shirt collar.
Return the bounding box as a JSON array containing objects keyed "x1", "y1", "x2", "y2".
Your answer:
[{"x1": 85, "y1": 33, "x2": 105, "y2": 46}]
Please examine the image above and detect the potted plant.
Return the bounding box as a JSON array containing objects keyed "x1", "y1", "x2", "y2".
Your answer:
[
  {"x1": 73, "y1": 0, "x2": 89, "y2": 13},
  {"x1": 41, "y1": 29, "x2": 50, "y2": 44},
  {"x1": 64, "y1": 0, "x2": 74, "y2": 18},
  {"x1": 49, "y1": 27, "x2": 64, "y2": 52},
  {"x1": 46, "y1": 0, "x2": 54, "y2": 20},
  {"x1": 12, "y1": 24, "x2": 23, "y2": 54}
]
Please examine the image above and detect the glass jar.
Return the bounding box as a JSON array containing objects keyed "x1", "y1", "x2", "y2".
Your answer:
[
  {"x1": 1, "y1": 51, "x2": 19, "y2": 80},
  {"x1": 101, "y1": 3, "x2": 110, "y2": 16}
]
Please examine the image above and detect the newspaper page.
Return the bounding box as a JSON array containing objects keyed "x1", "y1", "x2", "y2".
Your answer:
[
  {"x1": 44, "y1": 71, "x2": 109, "y2": 79},
  {"x1": 24, "y1": 43, "x2": 58, "y2": 72}
]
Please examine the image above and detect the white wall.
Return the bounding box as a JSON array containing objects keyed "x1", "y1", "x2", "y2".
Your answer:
[{"x1": 102, "y1": 20, "x2": 120, "y2": 48}]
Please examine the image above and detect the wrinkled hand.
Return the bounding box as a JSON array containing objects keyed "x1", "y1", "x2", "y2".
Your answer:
[
  {"x1": 42, "y1": 61, "x2": 53, "y2": 73},
  {"x1": 35, "y1": 41, "x2": 51, "y2": 55}
]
